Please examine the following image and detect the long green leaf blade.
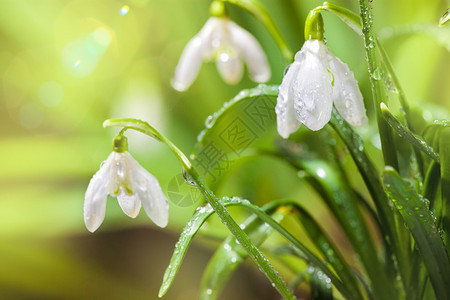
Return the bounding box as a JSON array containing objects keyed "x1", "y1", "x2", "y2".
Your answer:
[
  {"x1": 203, "y1": 198, "x2": 354, "y2": 298},
  {"x1": 381, "y1": 103, "x2": 440, "y2": 163},
  {"x1": 199, "y1": 204, "x2": 289, "y2": 300},
  {"x1": 329, "y1": 109, "x2": 404, "y2": 286},
  {"x1": 439, "y1": 127, "x2": 450, "y2": 249},
  {"x1": 383, "y1": 168, "x2": 450, "y2": 300},
  {"x1": 295, "y1": 206, "x2": 363, "y2": 300},
  {"x1": 159, "y1": 198, "x2": 254, "y2": 297},
  {"x1": 191, "y1": 84, "x2": 278, "y2": 185}
]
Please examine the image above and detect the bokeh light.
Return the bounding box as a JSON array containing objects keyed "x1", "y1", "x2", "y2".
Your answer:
[
  {"x1": 120, "y1": 5, "x2": 130, "y2": 16},
  {"x1": 38, "y1": 81, "x2": 64, "y2": 107}
]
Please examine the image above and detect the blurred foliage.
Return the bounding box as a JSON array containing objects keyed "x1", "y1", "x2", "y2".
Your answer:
[{"x1": 0, "y1": 0, "x2": 449, "y2": 299}]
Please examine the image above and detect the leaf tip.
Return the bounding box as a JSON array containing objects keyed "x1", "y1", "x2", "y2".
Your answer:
[
  {"x1": 158, "y1": 284, "x2": 167, "y2": 298},
  {"x1": 102, "y1": 119, "x2": 112, "y2": 128}
]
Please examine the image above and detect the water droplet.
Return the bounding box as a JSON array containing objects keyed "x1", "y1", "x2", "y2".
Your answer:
[
  {"x1": 372, "y1": 68, "x2": 382, "y2": 80},
  {"x1": 205, "y1": 114, "x2": 215, "y2": 128}
]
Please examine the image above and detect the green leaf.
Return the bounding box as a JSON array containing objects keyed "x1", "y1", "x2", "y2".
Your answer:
[
  {"x1": 383, "y1": 168, "x2": 450, "y2": 300},
  {"x1": 359, "y1": 0, "x2": 399, "y2": 172},
  {"x1": 199, "y1": 203, "x2": 290, "y2": 300},
  {"x1": 300, "y1": 159, "x2": 386, "y2": 296},
  {"x1": 192, "y1": 84, "x2": 278, "y2": 156},
  {"x1": 310, "y1": 267, "x2": 333, "y2": 300},
  {"x1": 103, "y1": 118, "x2": 192, "y2": 170},
  {"x1": 380, "y1": 103, "x2": 440, "y2": 163},
  {"x1": 159, "y1": 198, "x2": 250, "y2": 297},
  {"x1": 203, "y1": 198, "x2": 354, "y2": 299},
  {"x1": 424, "y1": 161, "x2": 440, "y2": 207},
  {"x1": 295, "y1": 206, "x2": 363, "y2": 300},
  {"x1": 191, "y1": 84, "x2": 278, "y2": 184},
  {"x1": 439, "y1": 127, "x2": 450, "y2": 249},
  {"x1": 329, "y1": 109, "x2": 405, "y2": 291}
]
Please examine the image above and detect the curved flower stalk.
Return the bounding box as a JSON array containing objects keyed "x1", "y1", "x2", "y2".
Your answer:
[
  {"x1": 275, "y1": 11, "x2": 367, "y2": 138},
  {"x1": 172, "y1": 13, "x2": 271, "y2": 91},
  {"x1": 84, "y1": 135, "x2": 169, "y2": 232}
]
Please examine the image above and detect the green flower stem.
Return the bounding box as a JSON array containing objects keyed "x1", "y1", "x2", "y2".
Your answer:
[
  {"x1": 210, "y1": 0, "x2": 227, "y2": 18},
  {"x1": 321, "y1": 2, "x2": 412, "y2": 121},
  {"x1": 376, "y1": 41, "x2": 409, "y2": 116},
  {"x1": 304, "y1": 8, "x2": 324, "y2": 41},
  {"x1": 104, "y1": 119, "x2": 192, "y2": 170},
  {"x1": 359, "y1": 0, "x2": 399, "y2": 171},
  {"x1": 377, "y1": 41, "x2": 425, "y2": 175},
  {"x1": 221, "y1": 0, "x2": 294, "y2": 61},
  {"x1": 103, "y1": 118, "x2": 295, "y2": 300},
  {"x1": 112, "y1": 134, "x2": 128, "y2": 153},
  {"x1": 189, "y1": 171, "x2": 295, "y2": 299},
  {"x1": 321, "y1": 2, "x2": 362, "y2": 35}
]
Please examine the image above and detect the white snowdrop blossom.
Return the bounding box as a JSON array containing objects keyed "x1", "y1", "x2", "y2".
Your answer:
[
  {"x1": 84, "y1": 151, "x2": 169, "y2": 232},
  {"x1": 172, "y1": 17, "x2": 271, "y2": 91},
  {"x1": 276, "y1": 39, "x2": 367, "y2": 138}
]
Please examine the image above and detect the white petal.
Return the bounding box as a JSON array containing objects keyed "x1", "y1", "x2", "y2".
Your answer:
[
  {"x1": 171, "y1": 18, "x2": 218, "y2": 91},
  {"x1": 107, "y1": 152, "x2": 132, "y2": 196},
  {"x1": 117, "y1": 187, "x2": 142, "y2": 218},
  {"x1": 84, "y1": 157, "x2": 111, "y2": 232},
  {"x1": 128, "y1": 155, "x2": 169, "y2": 228},
  {"x1": 172, "y1": 37, "x2": 204, "y2": 92},
  {"x1": 276, "y1": 61, "x2": 302, "y2": 138},
  {"x1": 327, "y1": 54, "x2": 368, "y2": 126},
  {"x1": 227, "y1": 20, "x2": 270, "y2": 82},
  {"x1": 216, "y1": 52, "x2": 244, "y2": 84},
  {"x1": 293, "y1": 40, "x2": 333, "y2": 131}
]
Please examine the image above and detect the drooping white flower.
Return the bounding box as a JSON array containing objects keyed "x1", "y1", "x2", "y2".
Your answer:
[
  {"x1": 84, "y1": 150, "x2": 169, "y2": 232},
  {"x1": 275, "y1": 39, "x2": 367, "y2": 138},
  {"x1": 172, "y1": 17, "x2": 271, "y2": 91}
]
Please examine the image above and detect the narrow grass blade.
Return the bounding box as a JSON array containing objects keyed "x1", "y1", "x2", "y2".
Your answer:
[
  {"x1": 159, "y1": 198, "x2": 256, "y2": 297},
  {"x1": 199, "y1": 203, "x2": 290, "y2": 299},
  {"x1": 439, "y1": 127, "x2": 450, "y2": 249},
  {"x1": 295, "y1": 206, "x2": 363, "y2": 299},
  {"x1": 383, "y1": 168, "x2": 450, "y2": 300},
  {"x1": 381, "y1": 103, "x2": 440, "y2": 163},
  {"x1": 329, "y1": 109, "x2": 404, "y2": 291},
  {"x1": 310, "y1": 267, "x2": 333, "y2": 300}
]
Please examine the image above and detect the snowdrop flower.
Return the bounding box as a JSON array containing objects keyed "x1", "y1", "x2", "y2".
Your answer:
[
  {"x1": 172, "y1": 12, "x2": 270, "y2": 91},
  {"x1": 84, "y1": 135, "x2": 169, "y2": 232},
  {"x1": 275, "y1": 39, "x2": 367, "y2": 138}
]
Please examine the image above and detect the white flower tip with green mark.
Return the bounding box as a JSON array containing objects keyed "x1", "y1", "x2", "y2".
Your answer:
[
  {"x1": 276, "y1": 40, "x2": 367, "y2": 138},
  {"x1": 84, "y1": 151, "x2": 169, "y2": 232},
  {"x1": 172, "y1": 17, "x2": 270, "y2": 91}
]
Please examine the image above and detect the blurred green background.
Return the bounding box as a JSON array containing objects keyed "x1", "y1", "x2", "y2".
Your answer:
[{"x1": 0, "y1": 0, "x2": 448, "y2": 299}]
